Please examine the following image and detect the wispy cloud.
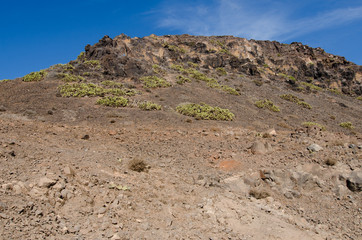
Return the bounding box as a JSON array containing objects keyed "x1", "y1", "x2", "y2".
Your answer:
[{"x1": 155, "y1": 0, "x2": 362, "y2": 41}]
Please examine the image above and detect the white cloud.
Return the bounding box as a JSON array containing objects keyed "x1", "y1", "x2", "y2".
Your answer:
[{"x1": 156, "y1": 0, "x2": 362, "y2": 41}]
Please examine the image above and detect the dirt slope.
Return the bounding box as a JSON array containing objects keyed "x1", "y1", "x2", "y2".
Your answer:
[{"x1": 0, "y1": 34, "x2": 361, "y2": 239}]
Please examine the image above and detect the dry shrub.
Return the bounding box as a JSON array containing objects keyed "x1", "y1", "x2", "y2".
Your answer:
[
  {"x1": 128, "y1": 158, "x2": 147, "y2": 172},
  {"x1": 249, "y1": 189, "x2": 270, "y2": 199}
]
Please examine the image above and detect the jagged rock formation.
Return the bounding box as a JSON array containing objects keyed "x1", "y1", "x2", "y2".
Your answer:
[{"x1": 81, "y1": 34, "x2": 361, "y2": 95}]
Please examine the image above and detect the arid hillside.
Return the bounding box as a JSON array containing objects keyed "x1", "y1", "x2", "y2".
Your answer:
[{"x1": 0, "y1": 34, "x2": 361, "y2": 239}]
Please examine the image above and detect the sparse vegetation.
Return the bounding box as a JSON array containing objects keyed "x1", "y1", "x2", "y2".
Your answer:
[
  {"x1": 84, "y1": 60, "x2": 101, "y2": 69},
  {"x1": 163, "y1": 44, "x2": 186, "y2": 54},
  {"x1": 325, "y1": 158, "x2": 337, "y2": 166},
  {"x1": 51, "y1": 63, "x2": 75, "y2": 72},
  {"x1": 138, "y1": 101, "x2": 161, "y2": 111},
  {"x1": 96, "y1": 96, "x2": 128, "y2": 107},
  {"x1": 249, "y1": 189, "x2": 270, "y2": 199},
  {"x1": 101, "y1": 80, "x2": 123, "y2": 88},
  {"x1": 59, "y1": 83, "x2": 105, "y2": 97},
  {"x1": 329, "y1": 88, "x2": 342, "y2": 95},
  {"x1": 140, "y1": 76, "x2": 171, "y2": 88},
  {"x1": 176, "y1": 75, "x2": 191, "y2": 85},
  {"x1": 58, "y1": 73, "x2": 85, "y2": 82},
  {"x1": 253, "y1": 80, "x2": 263, "y2": 86},
  {"x1": 280, "y1": 94, "x2": 312, "y2": 109},
  {"x1": 356, "y1": 96, "x2": 362, "y2": 101},
  {"x1": 23, "y1": 70, "x2": 47, "y2": 82},
  {"x1": 0, "y1": 79, "x2": 9, "y2": 83},
  {"x1": 152, "y1": 64, "x2": 166, "y2": 75},
  {"x1": 128, "y1": 158, "x2": 147, "y2": 172},
  {"x1": 176, "y1": 103, "x2": 234, "y2": 121},
  {"x1": 216, "y1": 67, "x2": 227, "y2": 76},
  {"x1": 187, "y1": 62, "x2": 199, "y2": 68},
  {"x1": 339, "y1": 122, "x2": 354, "y2": 129},
  {"x1": 302, "y1": 122, "x2": 326, "y2": 131},
  {"x1": 301, "y1": 82, "x2": 323, "y2": 91},
  {"x1": 278, "y1": 73, "x2": 296, "y2": 83},
  {"x1": 255, "y1": 99, "x2": 280, "y2": 112}
]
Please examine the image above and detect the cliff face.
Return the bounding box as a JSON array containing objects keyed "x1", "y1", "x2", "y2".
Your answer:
[{"x1": 81, "y1": 34, "x2": 361, "y2": 95}]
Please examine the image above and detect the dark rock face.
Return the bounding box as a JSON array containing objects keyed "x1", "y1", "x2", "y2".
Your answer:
[{"x1": 78, "y1": 34, "x2": 361, "y2": 95}]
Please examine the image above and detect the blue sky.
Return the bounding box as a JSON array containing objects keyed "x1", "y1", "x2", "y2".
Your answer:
[{"x1": 1, "y1": 0, "x2": 362, "y2": 79}]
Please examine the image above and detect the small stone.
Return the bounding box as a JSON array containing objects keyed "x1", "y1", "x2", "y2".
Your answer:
[
  {"x1": 250, "y1": 141, "x2": 272, "y2": 155},
  {"x1": 307, "y1": 144, "x2": 323, "y2": 152},
  {"x1": 98, "y1": 207, "x2": 107, "y2": 214},
  {"x1": 111, "y1": 234, "x2": 121, "y2": 240},
  {"x1": 81, "y1": 135, "x2": 90, "y2": 140},
  {"x1": 63, "y1": 166, "x2": 75, "y2": 176},
  {"x1": 0, "y1": 105, "x2": 6, "y2": 112},
  {"x1": 348, "y1": 144, "x2": 355, "y2": 149},
  {"x1": 35, "y1": 210, "x2": 43, "y2": 216},
  {"x1": 267, "y1": 129, "x2": 277, "y2": 136},
  {"x1": 38, "y1": 177, "x2": 57, "y2": 188}
]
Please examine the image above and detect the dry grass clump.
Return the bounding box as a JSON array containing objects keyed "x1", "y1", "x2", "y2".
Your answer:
[
  {"x1": 325, "y1": 158, "x2": 337, "y2": 166},
  {"x1": 249, "y1": 189, "x2": 270, "y2": 199},
  {"x1": 128, "y1": 158, "x2": 147, "y2": 172}
]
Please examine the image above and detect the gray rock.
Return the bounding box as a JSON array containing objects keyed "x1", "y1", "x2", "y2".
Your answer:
[
  {"x1": 346, "y1": 170, "x2": 362, "y2": 192},
  {"x1": 348, "y1": 144, "x2": 356, "y2": 149},
  {"x1": 250, "y1": 141, "x2": 273, "y2": 155},
  {"x1": 307, "y1": 144, "x2": 323, "y2": 152},
  {"x1": 98, "y1": 207, "x2": 107, "y2": 214},
  {"x1": 0, "y1": 105, "x2": 6, "y2": 112},
  {"x1": 38, "y1": 177, "x2": 57, "y2": 188}
]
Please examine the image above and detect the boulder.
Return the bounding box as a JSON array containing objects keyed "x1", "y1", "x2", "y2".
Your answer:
[
  {"x1": 250, "y1": 141, "x2": 273, "y2": 155},
  {"x1": 307, "y1": 144, "x2": 323, "y2": 152},
  {"x1": 346, "y1": 170, "x2": 362, "y2": 192},
  {"x1": 38, "y1": 177, "x2": 57, "y2": 188}
]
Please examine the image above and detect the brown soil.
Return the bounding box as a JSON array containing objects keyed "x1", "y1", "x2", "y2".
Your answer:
[{"x1": 0, "y1": 34, "x2": 361, "y2": 239}]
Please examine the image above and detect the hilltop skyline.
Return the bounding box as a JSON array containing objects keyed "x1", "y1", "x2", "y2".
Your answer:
[{"x1": 1, "y1": 0, "x2": 362, "y2": 79}]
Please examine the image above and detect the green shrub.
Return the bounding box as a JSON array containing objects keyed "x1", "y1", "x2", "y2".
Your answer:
[
  {"x1": 339, "y1": 122, "x2": 354, "y2": 129},
  {"x1": 187, "y1": 62, "x2": 199, "y2": 68},
  {"x1": 297, "y1": 101, "x2": 312, "y2": 109},
  {"x1": 105, "y1": 88, "x2": 138, "y2": 97},
  {"x1": 218, "y1": 49, "x2": 231, "y2": 55},
  {"x1": 253, "y1": 80, "x2": 263, "y2": 86},
  {"x1": 170, "y1": 64, "x2": 186, "y2": 72},
  {"x1": 58, "y1": 73, "x2": 85, "y2": 82},
  {"x1": 301, "y1": 82, "x2": 323, "y2": 91},
  {"x1": 101, "y1": 80, "x2": 123, "y2": 88},
  {"x1": 302, "y1": 122, "x2": 326, "y2": 131},
  {"x1": 255, "y1": 99, "x2": 280, "y2": 112},
  {"x1": 221, "y1": 85, "x2": 240, "y2": 95},
  {"x1": 176, "y1": 103, "x2": 234, "y2": 121},
  {"x1": 84, "y1": 60, "x2": 101, "y2": 69},
  {"x1": 280, "y1": 94, "x2": 312, "y2": 109},
  {"x1": 356, "y1": 96, "x2": 362, "y2": 101},
  {"x1": 329, "y1": 88, "x2": 342, "y2": 95},
  {"x1": 97, "y1": 96, "x2": 128, "y2": 107},
  {"x1": 216, "y1": 67, "x2": 227, "y2": 76},
  {"x1": 138, "y1": 101, "x2": 161, "y2": 110},
  {"x1": 140, "y1": 76, "x2": 171, "y2": 88},
  {"x1": 163, "y1": 44, "x2": 186, "y2": 53},
  {"x1": 0, "y1": 79, "x2": 9, "y2": 83},
  {"x1": 23, "y1": 70, "x2": 47, "y2": 82},
  {"x1": 59, "y1": 83, "x2": 105, "y2": 97},
  {"x1": 77, "y1": 52, "x2": 86, "y2": 62},
  {"x1": 176, "y1": 75, "x2": 191, "y2": 85},
  {"x1": 152, "y1": 64, "x2": 166, "y2": 75}
]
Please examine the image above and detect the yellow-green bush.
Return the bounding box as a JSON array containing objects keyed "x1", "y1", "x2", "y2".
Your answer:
[
  {"x1": 302, "y1": 122, "x2": 326, "y2": 131},
  {"x1": 58, "y1": 73, "x2": 85, "y2": 82},
  {"x1": 59, "y1": 83, "x2": 104, "y2": 97},
  {"x1": 97, "y1": 96, "x2": 128, "y2": 107},
  {"x1": 280, "y1": 94, "x2": 312, "y2": 109},
  {"x1": 138, "y1": 101, "x2": 161, "y2": 110},
  {"x1": 140, "y1": 76, "x2": 171, "y2": 88},
  {"x1": 216, "y1": 67, "x2": 227, "y2": 76},
  {"x1": 176, "y1": 103, "x2": 234, "y2": 121},
  {"x1": 255, "y1": 99, "x2": 280, "y2": 112},
  {"x1": 339, "y1": 122, "x2": 354, "y2": 129},
  {"x1": 176, "y1": 75, "x2": 191, "y2": 85},
  {"x1": 23, "y1": 70, "x2": 47, "y2": 82}
]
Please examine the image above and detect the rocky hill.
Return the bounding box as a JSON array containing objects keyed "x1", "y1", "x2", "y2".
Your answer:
[{"x1": 0, "y1": 34, "x2": 361, "y2": 239}]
